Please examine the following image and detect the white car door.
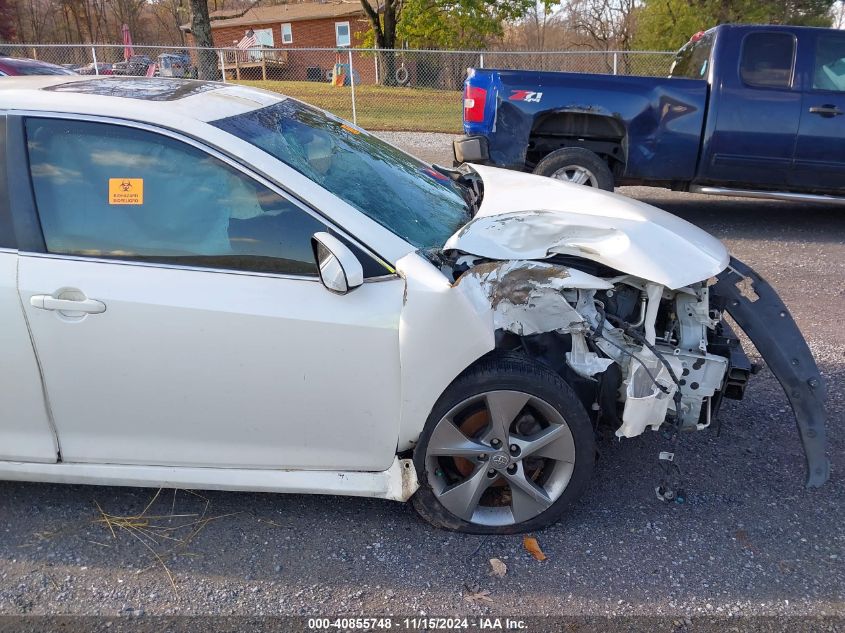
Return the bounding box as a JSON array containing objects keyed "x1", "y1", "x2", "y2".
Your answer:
[
  {"x1": 0, "y1": 115, "x2": 58, "y2": 463},
  {"x1": 15, "y1": 115, "x2": 404, "y2": 471}
]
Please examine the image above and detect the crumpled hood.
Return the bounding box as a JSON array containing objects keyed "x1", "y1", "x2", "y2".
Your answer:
[{"x1": 444, "y1": 164, "x2": 729, "y2": 289}]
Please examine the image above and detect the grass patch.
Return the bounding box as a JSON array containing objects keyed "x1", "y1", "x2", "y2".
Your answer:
[{"x1": 235, "y1": 80, "x2": 463, "y2": 133}]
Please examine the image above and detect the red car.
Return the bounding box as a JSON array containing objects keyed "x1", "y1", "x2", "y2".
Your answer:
[{"x1": 0, "y1": 57, "x2": 77, "y2": 76}]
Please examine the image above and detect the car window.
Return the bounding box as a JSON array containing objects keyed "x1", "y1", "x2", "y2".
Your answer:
[
  {"x1": 813, "y1": 34, "x2": 845, "y2": 92},
  {"x1": 740, "y1": 32, "x2": 795, "y2": 89},
  {"x1": 25, "y1": 118, "x2": 328, "y2": 276},
  {"x1": 212, "y1": 100, "x2": 471, "y2": 250},
  {"x1": 670, "y1": 31, "x2": 714, "y2": 80}
]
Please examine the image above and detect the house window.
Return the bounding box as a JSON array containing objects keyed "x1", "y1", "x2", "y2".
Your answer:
[
  {"x1": 253, "y1": 27, "x2": 274, "y2": 47},
  {"x1": 281, "y1": 23, "x2": 292, "y2": 44},
  {"x1": 335, "y1": 22, "x2": 351, "y2": 47}
]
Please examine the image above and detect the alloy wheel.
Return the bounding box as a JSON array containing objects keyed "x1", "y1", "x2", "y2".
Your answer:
[{"x1": 425, "y1": 390, "x2": 576, "y2": 527}]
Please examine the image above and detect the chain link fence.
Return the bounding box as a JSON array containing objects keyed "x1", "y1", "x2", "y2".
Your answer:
[{"x1": 0, "y1": 44, "x2": 675, "y2": 133}]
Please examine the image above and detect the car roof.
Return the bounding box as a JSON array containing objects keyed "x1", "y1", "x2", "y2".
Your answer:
[
  {"x1": 0, "y1": 57, "x2": 76, "y2": 74},
  {"x1": 0, "y1": 76, "x2": 285, "y2": 124},
  {"x1": 713, "y1": 23, "x2": 841, "y2": 34},
  {"x1": 0, "y1": 56, "x2": 66, "y2": 67}
]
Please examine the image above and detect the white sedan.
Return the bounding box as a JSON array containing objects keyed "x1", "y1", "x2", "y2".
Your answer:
[{"x1": 0, "y1": 77, "x2": 828, "y2": 533}]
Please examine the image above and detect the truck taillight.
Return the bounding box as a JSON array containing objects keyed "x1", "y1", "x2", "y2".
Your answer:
[{"x1": 464, "y1": 85, "x2": 487, "y2": 123}]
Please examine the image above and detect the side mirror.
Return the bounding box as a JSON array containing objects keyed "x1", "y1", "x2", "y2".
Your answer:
[{"x1": 311, "y1": 232, "x2": 364, "y2": 295}]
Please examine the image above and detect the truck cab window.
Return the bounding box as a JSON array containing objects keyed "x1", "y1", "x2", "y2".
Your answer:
[
  {"x1": 740, "y1": 32, "x2": 795, "y2": 89},
  {"x1": 670, "y1": 32, "x2": 714, "y2": 80}
]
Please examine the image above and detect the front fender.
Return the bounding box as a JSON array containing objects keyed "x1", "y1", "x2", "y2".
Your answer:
[
  {"x1": 394, "y1": 253, "x2": 495, "y2": 453},
  {"x1": 713, "y1": 257, "x2": 830, "y2": 488}
]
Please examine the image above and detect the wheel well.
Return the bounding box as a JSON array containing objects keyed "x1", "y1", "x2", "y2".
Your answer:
[
  {"x1": 526, "y1": 112, "x2": 626, "y2": 172},
  {"x1": 492, "y1": 331, "x2": 604, "y2": 418}
]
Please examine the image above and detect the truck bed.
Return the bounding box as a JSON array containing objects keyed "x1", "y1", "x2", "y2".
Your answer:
[{"x1": 463, "y1": 68, "x2": 709, "y2": 183}]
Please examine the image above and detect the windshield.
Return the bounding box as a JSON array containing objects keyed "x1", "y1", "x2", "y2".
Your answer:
[{"x1": 211, "y1": 100, "x2": 470, "y2": 249}]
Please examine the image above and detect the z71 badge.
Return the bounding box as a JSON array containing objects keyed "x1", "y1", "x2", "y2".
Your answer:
[{"x1": 509, "y1": 90, "x2": 543, "y2": 102}]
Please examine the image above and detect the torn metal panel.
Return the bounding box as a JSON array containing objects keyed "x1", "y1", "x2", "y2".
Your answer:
[
  {"x1": 712, "y1": 257, "x2": 830, "y2": 488},
  {"x1": 453, "y1": 260, "x2": 611, "y2": 336},
  {"x1": 385, "y1": 458, "x2": 420, "y2": 502},
  {"x1": 445, "y1": 164, "x2": 729, "y2": 289}
]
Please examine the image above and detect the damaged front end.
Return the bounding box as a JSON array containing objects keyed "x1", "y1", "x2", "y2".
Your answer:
[{"x1": 439, "y1": 253, "x2": 829, "y2": 490}]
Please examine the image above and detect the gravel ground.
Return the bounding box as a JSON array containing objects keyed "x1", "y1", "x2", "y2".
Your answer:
[{"x1": 0, "y1": 132, "x2": 842, "y2": 621}]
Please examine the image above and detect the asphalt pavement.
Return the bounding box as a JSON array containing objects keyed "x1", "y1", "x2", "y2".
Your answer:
[{"x1": 0, "y1": 132, "x2": 842, "y2": 621}]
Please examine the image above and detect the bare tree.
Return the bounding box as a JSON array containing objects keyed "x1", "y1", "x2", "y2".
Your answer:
[
  {"x1": 564, "y1": 0, "x2": 636, "y2": 51},
  {"x1": 150, "y1": 0, "x2": 188, "y2": 45},
  {"x1": 19, "y1": 0, "x2": 54, "y2": 42},
  {"x1": 521, "y1": 0, "x2": 565, "y2": 51},
  {"x1": 0, "y1": 0, "x2": 16, "y2": 40},
  {"x1": 560, "y1": 0, "x2": 636, "y2": 73},
  {"x1": 109, "y1": 0, "x2": 146, "y2": 40}
]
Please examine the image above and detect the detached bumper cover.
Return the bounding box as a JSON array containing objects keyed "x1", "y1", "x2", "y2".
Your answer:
[{"x1": 713, "y1": 257, "x2": 830, "y2": 488}]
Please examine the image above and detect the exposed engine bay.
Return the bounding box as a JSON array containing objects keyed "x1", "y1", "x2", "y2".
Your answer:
[{"x1": 445, "y1": 257, "x2": 747, "y2": 440}]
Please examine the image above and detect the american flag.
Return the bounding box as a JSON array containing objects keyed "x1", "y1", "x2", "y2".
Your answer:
[{"x1": 237, "y1": 29, "x2": 257, "y2": 50}]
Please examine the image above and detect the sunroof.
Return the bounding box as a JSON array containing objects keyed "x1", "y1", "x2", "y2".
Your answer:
[{"x1": 43, "y1": 77, "x2": 222, "y2": 101}]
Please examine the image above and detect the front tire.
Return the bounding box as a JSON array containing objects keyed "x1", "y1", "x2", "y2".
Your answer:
[
  {"x1": 533, "y1": 147, "x2": 615, "y2": 191},
  {"x1": 411, "y1": 352, "x2": 595, "y2": 534}
]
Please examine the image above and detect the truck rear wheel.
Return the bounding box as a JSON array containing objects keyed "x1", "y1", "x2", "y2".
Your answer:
[{"x1": 533, "y1": 147, "x2": 614, "y2": 191}]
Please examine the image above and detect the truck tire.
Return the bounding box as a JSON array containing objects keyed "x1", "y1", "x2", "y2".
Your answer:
[
  {"x1": 533, "y1": 147, "x2": 614, "y2": 191},
  {"x1": 411, "y1": 351, "x2": 595, "y2": 534}
]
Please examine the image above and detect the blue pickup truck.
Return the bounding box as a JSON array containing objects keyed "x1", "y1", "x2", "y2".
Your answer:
[{"x1": 454, "y1": 24, "x2": 845, "y2": 199}]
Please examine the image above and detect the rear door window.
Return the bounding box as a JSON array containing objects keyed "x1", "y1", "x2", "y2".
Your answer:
[
  {"x1": 812, "y1": 34, "x2": 845, "y2": 92},
  {"x1": 740, "y1": 32, "x2": 796, "y2": 89}
]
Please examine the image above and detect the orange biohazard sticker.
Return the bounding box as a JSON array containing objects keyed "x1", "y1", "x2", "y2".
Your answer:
[{"x1": 108, "y1": 178, "x2": 144, "y2": 205}]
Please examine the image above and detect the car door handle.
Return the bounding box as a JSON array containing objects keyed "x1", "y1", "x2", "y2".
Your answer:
[
  {"x1": 809, "y1": 105, "x2": 843, "y2": 117},
  {"x1": 30, "y1": 295, "x2": 106, "y2": 314}
]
